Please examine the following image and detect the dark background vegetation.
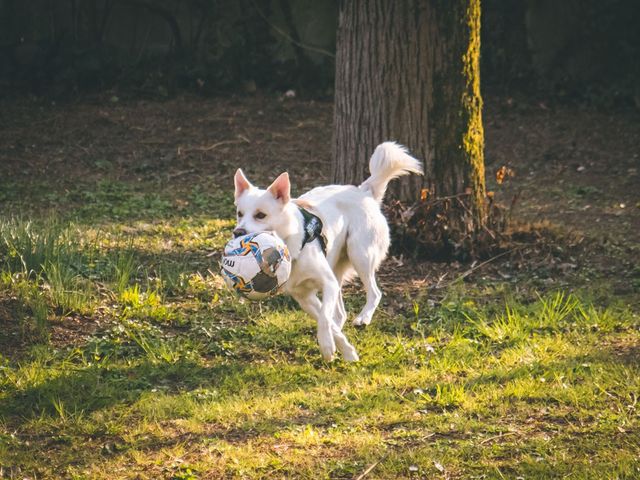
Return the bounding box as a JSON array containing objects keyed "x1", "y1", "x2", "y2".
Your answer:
[{"x1": 1, "y1": 0, "x2": 639, "y2": 106}]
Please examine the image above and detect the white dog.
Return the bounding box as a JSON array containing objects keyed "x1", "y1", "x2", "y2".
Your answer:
[{"x1": 232, "y1": 142, "x2": 422, "y2": 361}]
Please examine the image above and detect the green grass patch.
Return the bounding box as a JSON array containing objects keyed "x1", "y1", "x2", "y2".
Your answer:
[{"x1": 0, "y1": 180, "x2": 638, "y2": 479}]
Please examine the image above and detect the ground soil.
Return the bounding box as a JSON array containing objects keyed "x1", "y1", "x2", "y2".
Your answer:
[{"x1": 1, "y1": 92, "x2": 639, "y2": 310}]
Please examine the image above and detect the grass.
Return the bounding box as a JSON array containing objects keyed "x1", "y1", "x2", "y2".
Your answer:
[{"x1": 0, "y1": 181, "x2": 639, "y2": 479}]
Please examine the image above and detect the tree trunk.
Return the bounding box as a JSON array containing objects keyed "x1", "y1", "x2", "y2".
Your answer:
[{"x1": 332, "y1": 0, "x2": 486, "y2": 230}]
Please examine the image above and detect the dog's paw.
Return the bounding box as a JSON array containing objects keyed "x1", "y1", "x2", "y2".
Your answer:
[
  {"x1": 318, "y1": 336, "x2": 336, "y2": 362},
  {"x1": 320, "y1": 346, "x2": 336, "y2": 362},
  {"x1": 352, "y1": 314, "x2": 372, "y2": 327},
  {"x1": 342, "y1": 347, "x2": 360, "y2": 362}
]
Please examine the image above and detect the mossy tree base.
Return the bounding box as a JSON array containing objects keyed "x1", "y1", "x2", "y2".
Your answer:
[{"x1": 384, "y1": 194, "x2": 505, "y2": 261}]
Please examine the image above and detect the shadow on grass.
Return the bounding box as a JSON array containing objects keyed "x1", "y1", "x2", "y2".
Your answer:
[
  {"x1": 1, "y1": 359, "x2": 240, "y2": 427},
  {"x1": 0, "y1": 356, "x2": 328, "y2": 474},
  {"x1": 1, "y1": 345, "x2": 327, "y2": 431}
]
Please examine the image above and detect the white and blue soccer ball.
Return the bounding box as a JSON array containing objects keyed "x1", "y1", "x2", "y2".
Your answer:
[{"x1": 221, "y1": 232, "x2": 291, "y2": 301}]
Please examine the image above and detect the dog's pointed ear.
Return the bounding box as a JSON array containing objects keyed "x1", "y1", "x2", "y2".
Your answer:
[
  {"x1": 267, "y1": 172, "x2": 290, "y2": 204},
  {"x1": 234, "y1": 169, "x2": 252, "y2": 199}
]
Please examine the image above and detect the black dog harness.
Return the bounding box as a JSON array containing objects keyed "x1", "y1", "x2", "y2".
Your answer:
[{"x1": 298, "y1": 206, "x2": 327, "y2": 255}]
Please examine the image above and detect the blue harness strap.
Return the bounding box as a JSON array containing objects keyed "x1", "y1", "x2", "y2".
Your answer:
[{"x1": 298, "y1": 206, "x2": 327, "y2": 255}]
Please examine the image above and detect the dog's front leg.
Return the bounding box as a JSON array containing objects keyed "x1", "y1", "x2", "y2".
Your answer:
[
  {"x1": 295, "y1": 290, "x2": 359, "y2": 362},
  {"x1": 294, "y1": 290, "x2": 336, "y2": 361},
  {"x1": 322, "y1": 280, "x2": 361, "y2": 361},
  {"x1": 335, "y1": 290, "x2": 347, "y2": 329},
  {"x1": 319, "y1": 277, "x2": 339, "y2": 346}
]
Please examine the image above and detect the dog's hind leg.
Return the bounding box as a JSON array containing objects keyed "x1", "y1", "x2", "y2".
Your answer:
[{"x1": 348, "y1": 242, "x2": 383, "y2": 327}]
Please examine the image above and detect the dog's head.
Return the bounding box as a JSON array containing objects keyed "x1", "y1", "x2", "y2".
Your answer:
[{"x1": 232, "y1": 169, "x2": 291, "y2": 238}]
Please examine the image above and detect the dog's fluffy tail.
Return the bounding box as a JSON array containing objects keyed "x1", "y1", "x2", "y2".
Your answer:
[{"x1": 359, "y1": 142, "x2": 423, "y2": 203}]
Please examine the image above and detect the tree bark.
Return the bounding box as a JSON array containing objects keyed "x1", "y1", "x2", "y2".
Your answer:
[{"x1": 332, "y1": 0, "x2": 486, "y2": 229}]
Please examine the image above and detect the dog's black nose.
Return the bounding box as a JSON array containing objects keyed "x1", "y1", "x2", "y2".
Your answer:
[{"x1": 233, "y1": 228, "x2": 247, "y2": 238}]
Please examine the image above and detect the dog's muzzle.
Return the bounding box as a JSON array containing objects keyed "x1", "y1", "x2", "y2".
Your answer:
[{"x1": 233, "y1": 228, "x2": 247, "y2": 238}]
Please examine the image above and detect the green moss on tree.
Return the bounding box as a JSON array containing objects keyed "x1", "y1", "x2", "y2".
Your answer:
[{"x1": 461, "y1": 0, "x2": 486, "y2": 226}]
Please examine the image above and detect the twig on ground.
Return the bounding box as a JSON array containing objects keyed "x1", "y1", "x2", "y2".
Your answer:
[
  {"x1": 354, "y1": 453, "x2": 388, "y2": 480},
  {"x1": 76, "y1": 143, "x2": 91, "y2": 155},
  {"x1": 429, "y1": 272, "x2": 448, "y2": 288},
  {"x1": 480, "y1": 431, "x2": 517, "y2": 445},
  {"x1": 435, "y1": 247, "x2": 521, "y2": 290},
  {"x1": 167, "y1": 169, "x2": 196, "y2": 179},
  {"x1": 594, "y1": 382, "x2": 618, "y2": 400},
  {"x1": 182, "y1": 136, "x2": 251, "y2": 154}
]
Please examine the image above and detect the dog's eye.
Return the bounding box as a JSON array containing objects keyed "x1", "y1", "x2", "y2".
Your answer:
[
  {"x1": 237, "y1": 211, "x2": 244, "y2": 218},
  {"x1": 254, "y1": 212, "x2": 267, "y2": 220}
]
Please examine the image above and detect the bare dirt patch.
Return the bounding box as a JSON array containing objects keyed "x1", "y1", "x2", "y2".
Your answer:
[
  {"x1": 484, "y1": 99, "x2": 640, "y2": 245},
  {"x1": 1, "y1": 93, "x2": 638, "y2": 305},
  {"x1": 0, "y1": 94, "x2": 334, "y2": 193}
]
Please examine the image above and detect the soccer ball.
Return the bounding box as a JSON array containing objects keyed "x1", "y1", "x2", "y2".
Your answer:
[{"x1": 221, "y1": 232, "x2": 291, "y2": 300}]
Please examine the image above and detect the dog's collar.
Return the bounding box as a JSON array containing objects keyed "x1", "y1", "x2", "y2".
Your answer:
[{"x1": 298, "y1": 206, "x2": 327, "y2": 255}]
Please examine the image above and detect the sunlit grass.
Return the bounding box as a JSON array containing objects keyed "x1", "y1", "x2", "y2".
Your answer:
[
  {"x1": 0, "y1": 184, "x2": 638, "y2": 479},
  {"x1": 2, "y1": 290, "x2": 637, "y2": 478}
]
